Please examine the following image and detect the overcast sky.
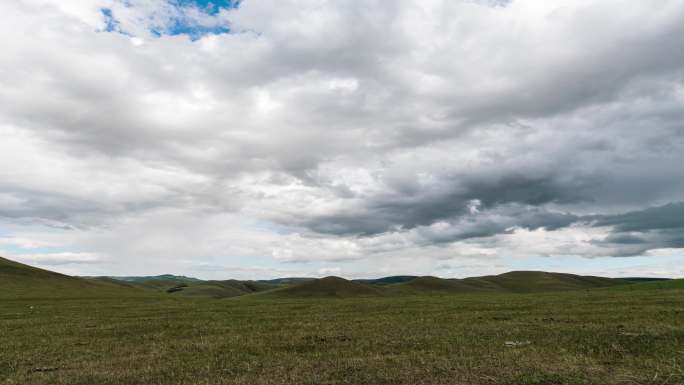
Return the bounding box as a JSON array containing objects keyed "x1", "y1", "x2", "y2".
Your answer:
[{"x1": 2, "y1": 0, "x2": 684, "y2": 279}]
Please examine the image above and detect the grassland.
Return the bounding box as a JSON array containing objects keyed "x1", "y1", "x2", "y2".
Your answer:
[{"x1": 1, "y1": 257, "x2": 683, "y2": 385}]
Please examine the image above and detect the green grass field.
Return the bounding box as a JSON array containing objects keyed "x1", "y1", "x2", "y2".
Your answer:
[{"x1": 1, "y1": 257, "x2": 683, "y2": 385}]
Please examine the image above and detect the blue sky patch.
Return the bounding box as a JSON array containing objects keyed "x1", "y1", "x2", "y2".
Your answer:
[
  {"x1": 101, "y1": 0, "x2": 240, "y2": 40},
  {"x1": 174, "y1": 0, "x2": 241, "y2": 15},
  {"x1": 156, "y1": 19, "x2": 231, "y2": 40},
  {"x1": 101, "y1": 8, "x2": 122, "y2": 33}
]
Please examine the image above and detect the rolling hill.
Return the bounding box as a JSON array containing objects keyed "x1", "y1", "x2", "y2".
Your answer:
[
  {"x1": 354, "y1": 276, "x2": 418, "y2": 285},
  {"x1": 257, "y1": 276, "x2": 383, "y2": 298},
  {"x1": 460, "y1": 271, "x2": 629, "y2": 293},
  {"x1": 622, "y1": 277, "x2": 672, "y2": 283},
  {"x1": 386, "y1": 276, "x2": 493, "y2": 294},
  {"x1": 92, "y1": 276, "x2": 283, "y2": 298},
  {"x1": 166, "y1": 280, "x2": 281, "y2": 298},
  {"x1": 0, "y1": 256, "x2": 145, "y2": 299},
  {"x1": 386, "y1": 271, "x2": 631, "y2": 295},
  {"x1": 250, "y1": 272, "x2": 631, "y2": 299},
  {"x1": 256, "y1": 277, "x2": 316, "y2": 285},
  {"x1": 0, "y1": 256, "x2": 657, "y2": 300},
  {"x1": 607, "y1": 278, "x2": 684, "y2": 291}
]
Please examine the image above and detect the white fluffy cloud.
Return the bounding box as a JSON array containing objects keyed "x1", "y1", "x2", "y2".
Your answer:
[{"x1": 1, "y1": 0, "x2": 684, "y2": 278}]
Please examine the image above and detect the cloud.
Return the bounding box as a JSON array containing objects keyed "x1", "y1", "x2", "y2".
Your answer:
[
  {"x1": 586, "y1": 202, "x2": 684, "y2": 256},
  {"x1": 1, "y1": 0, "x2": 684, "y2": 277},
  {"x1": 10, "y1": 252, "x2": 105, "y2": 266},
  {"x1": 592, "y1": 202, "x2": 684, "y2": 233},
  {"x1": 99, "y1": 0, "x2": 241, "y2": 40}
]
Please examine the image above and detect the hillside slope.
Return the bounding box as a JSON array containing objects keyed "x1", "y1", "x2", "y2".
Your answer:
[
  {"x1": 465, "y1": 271, "x2": 628, "y2": 293},
  {"x1": 258, "y1": 276, "x2": 383, "y2": 298},
  {"x1": 607, "y1": 278, "x2": 684, "y2": 291},
  {"x1": 387, "y1": 276, "x2": 494, "y2": 295},
  {"x1": 0, "y1": 257, "x2": 143, "y2": 299},
  {"x1": 1, "y1": 256, "x2": 642, "y2": 300},
  {"x1": 168, "y1": 280, "x2": 281, "y2": 298},
  {"x1": 99, "y1": 277, "x2": 283, "y2": 298},
  {"x1": 388, "y1": 271, "x2": 629, "y2": 295},
  {"x1": 354, "y1": 276, "x2": 418, "y2": 285}
]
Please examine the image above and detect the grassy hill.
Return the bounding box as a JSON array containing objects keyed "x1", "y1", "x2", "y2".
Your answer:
[
  {"x1": 0, "y1": 256, "x2": 646, "y2": 300},
  {"x1": 165, "y1": 280, "x2": 281, "y2": 298},
  {"x1": 257, "y1": 272, "x2": 631, "y2": 299},
  {"x1": 256, "y1": 277, "x2": 316, "y2": 285},
  {"x1": 354, "y1": 275, "x2": 418, "y2": 285},
  {"x1": 461, "y1": 271, "x2": 629, "y2": 293},
  {"x1": 622, "y1": 277, "x2": 672, "y2": 283},
  {"x1": 386, "y1": 271, "x2": 630, "y2": 295},
  {"x1": 0, "y1": 257, "x2": 146, "y2": 299},
  {"x1": 607, "y1": 278, "x2": 684, "y2": 291},
  {"x1": 91, "y1": 276, "x2": 283, "y2": 299},
  {"x1": 1, "y1": 257, "x2": 283, "y2": 300},
  {"x1": 165, "y1": 282, "x2": 247, "y2": 298},
  {"x1": 386, "y1": 276, "x2": 493, "y2": 295},
  {"x1": 258, "y1": 276, "x2": 383, "y2": 298}
]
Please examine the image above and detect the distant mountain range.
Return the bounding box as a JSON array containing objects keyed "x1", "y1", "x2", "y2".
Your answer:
[{"x1": 2, "y1": 256, "x2": 681, "y2": 300}]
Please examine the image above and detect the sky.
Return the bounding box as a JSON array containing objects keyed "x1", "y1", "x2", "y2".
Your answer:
[{"x1": 1, "y1": 0, "x2": 684, "y2": 279}]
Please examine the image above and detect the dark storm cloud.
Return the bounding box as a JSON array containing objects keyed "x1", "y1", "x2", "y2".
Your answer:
[
  {"x1": 300, "y1": 172, "x2": 589, "y2": 236},
  {"x1": 414, "y1": 206, "x2": 579, "y2": 245},
  {"x1": 587, "y1": 202, "x2": 684, "y2": 256},
  {"x1": 591, "y1": 202, "x2": 684, "y2": 233}
]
